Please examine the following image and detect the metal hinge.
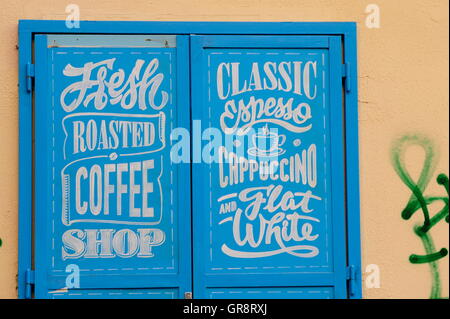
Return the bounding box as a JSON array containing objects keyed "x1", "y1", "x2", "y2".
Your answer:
[
  {"x1": 341, "y1": 62, "x2": 351, "y2": 93},
  {"x1": 346, "y1": 265, "x2": 356, "y2": 297},
  {"x1": 26, "y1": 62, "x2": 35, "y2": 93},
  {"x1": 25, "y1": 269, "x2": 35, "y2": 299},
  {"x1": 184, "y1": 292, "x2": 193, "y2": 299}
]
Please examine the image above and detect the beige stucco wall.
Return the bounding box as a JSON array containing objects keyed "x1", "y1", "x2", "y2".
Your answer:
[{"x1": 0, "y1": 0, "x2": 448, "y2": 299}]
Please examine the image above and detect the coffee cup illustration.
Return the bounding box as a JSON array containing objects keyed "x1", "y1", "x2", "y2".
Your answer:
[{"x1": 248, "y1": 130, "x2": 286, "y2": 157}]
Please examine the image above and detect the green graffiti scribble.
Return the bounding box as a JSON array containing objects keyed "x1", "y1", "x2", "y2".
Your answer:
[{"x1": 391, "y1": 134, "x2": 449, "y2": 299}]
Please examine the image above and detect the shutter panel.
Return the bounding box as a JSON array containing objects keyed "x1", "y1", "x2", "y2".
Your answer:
[
  {"x1": 191, "y1": 35, "x2": 348, "y2": 299},
  {"x1": 33, "y1": 34, "x2": 191, "y2": 298}
]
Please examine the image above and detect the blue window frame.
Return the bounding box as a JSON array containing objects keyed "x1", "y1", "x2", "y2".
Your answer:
[{"x1": 18, "y1": 21, "x2": 361, "y2": 299}]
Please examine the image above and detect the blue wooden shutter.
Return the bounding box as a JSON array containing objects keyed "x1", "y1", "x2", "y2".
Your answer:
[
  {"x1": 191, "y1": 35, "x2": 348, "y2": 299},
  {"x1": 33, "y1": 34, "x2": 191, "y2": 298}
]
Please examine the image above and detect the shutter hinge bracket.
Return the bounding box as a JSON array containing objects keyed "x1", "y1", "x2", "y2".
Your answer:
[
  {"x1": 25, "y1": 269, "x2": 35, "y2": 299},
  {"x1": 341, "y1": 62, "x2": 351, "y2": 93},
  {"x1": 346, "y1": 265, "x2": 357, "y2": 297},
  {"x1": 26, "y1": 62, "x2": 35, "y2": 93}
]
